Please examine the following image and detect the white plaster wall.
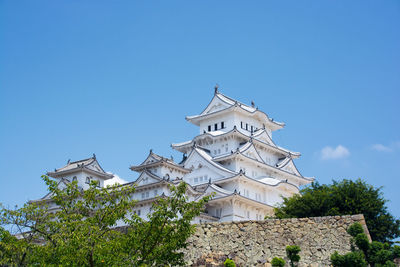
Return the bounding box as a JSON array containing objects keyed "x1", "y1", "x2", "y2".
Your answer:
[
  {"x1": 57, "y1": 171, "x2": 105, "y2": 190},
  {"x1": 158, "y1": 166, "x2": 184, "y2": 180},
  {"x1": 233, "y1": 113, "x2": 264, "y2": 134},
  {"x1": 199, "y1": 113, "x2": 234, "y2": 134}
]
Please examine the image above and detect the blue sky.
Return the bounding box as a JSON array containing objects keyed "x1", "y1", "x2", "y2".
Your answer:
[{"x1": 1, "y1": 1, "x2": 399, "y2": 219}]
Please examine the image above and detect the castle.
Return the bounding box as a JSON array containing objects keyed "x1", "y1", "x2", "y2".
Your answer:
[{"x1": 41, "y1": 87, "x2": 314, "y2": 222}]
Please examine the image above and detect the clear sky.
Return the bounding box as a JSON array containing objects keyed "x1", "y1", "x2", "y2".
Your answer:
[{"x1": 1, "y1": 1, "x2": 399, "y2": 219}]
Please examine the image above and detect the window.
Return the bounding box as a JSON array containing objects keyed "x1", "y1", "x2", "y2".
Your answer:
[
  {"x1": 72, "y1": 176, "x2": 77, "y2": 182},
  {"x1": 141, "y1": 193, "x2": 145, "y2": 199},
  {"x1": 246, "y1": 123, "x2": 248, "y2": 130},
  {"x1": 217, "y1": 149, "x2": 221, "y2": 154},
  {"x1": 208, "y1": 125, "x2": 211, "y2": 132},
  {"x1": 137, "y1": 210, "x2": 141, "y2": 216},
  {"x1": 247, "y1": 211, "x2": 250, "y2": 218},
  {"x1": 194, "y1": 177, "x2": 198, "y2": 183},
  {"x1": 145, "y1": 192, "x2": 149, "y2": 198},
  {"x1": 221, "y1": 121, "x2": 225, "y2": 129},
  {"x1": 251, "y1": 126, "x2": 254, "y2": 132},
  {"x1": 214, "y1": 123, "x2": 218, "y2": 131},
  {"x1": 85, "y1": 177, "x2": 90, "y2": 184},
  {"x1": 154, "y1": 189, "x2": 158, "y2": 196},
  {"x1": 225, "y1": 145, "x2": 228, "y2": 152},
  {"x1": 241, "y1": 121, "x2": 243, "y2": 129}
]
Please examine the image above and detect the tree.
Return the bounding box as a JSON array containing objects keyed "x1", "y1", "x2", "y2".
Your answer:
[
  {"x1": 274, "y1": 179, "x2": 400, "y2": 242},
  {"x1": 286, "y1": 245, "x2": 301, "y2": 267},
  {"x1": 331, "y1": 223, "x2": 400, "y2": 267},
  {"x1": 0, "y1": 175, "x2": 211, "y2": 266}
]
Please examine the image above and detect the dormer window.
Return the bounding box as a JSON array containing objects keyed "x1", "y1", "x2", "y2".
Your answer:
[
  {"x1": 221, "y1": 122, "x2": 225, "y2": 129},
  {"x1": 214, "y1": 123, "x2": 218, "y2": 131},
  {"x1": 208, "y1": 125, "x2": 211, "y2": 132}
]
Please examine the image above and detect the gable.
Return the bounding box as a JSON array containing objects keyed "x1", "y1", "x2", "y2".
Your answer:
[
  {"x1": 281, "y1": 160, "x2": 302, "y2": 177},
  {"x1": 135, "y1": 171, "x2": 162, "y2": 186},
  {"x1": 240, "y1": 143, "x2": 264, "y2": 163},
  {"x1": 86, "y1": 161, "x2": 103, "y2": 173},
  {"x1": 142, "y1": 154, "x2": 161, "y2": 165},
  {"x1": 184, "y1": 148, "x2": 235, "y2": 177},
  {"x1": 253, "y1": 131, "x2": 275, "y2": 146},
  {"x1": 201, "y1": 95, "x2": 231, "y2": 115}
]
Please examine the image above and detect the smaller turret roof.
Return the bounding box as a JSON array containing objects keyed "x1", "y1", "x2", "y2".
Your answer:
[
  {"x1": 130, "y1": 150, "x2": 191, "y2": 173},
  {"x1": 47, "y1": 154, "x2": 113, "y2": 180}
]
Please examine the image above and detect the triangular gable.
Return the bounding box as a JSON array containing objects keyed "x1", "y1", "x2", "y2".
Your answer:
[
  {"x1": 280, "y1": 159, "x2": 302, "y2": 177},
  {"x1": 197, "y1": 184, "x2": 231, "y2": 200},
  {"x1": 200, "y1": 94, "x2": 232, "y2": 116},
  {"x1": 86, "y1": 159, "x2": 105, "y2": 173},
  {"x1": 184, "y1": 148, "x2": 236, "y2": 176},
  {"x1": 134, "y1": 171, "x2": 163, "y2": 186},
  {"x1": 253, "y1": 130, "x2": 276, "y2": 146},
  {"x1": 239, "y1": 142, "x2": 264, "y2": 163},
  {"x1": 139, "y1": 153, "x2": 162, "y2": 166}
]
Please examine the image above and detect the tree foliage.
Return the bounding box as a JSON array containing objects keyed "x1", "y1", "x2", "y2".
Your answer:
[
  {"x1": 274, "y1": 179, "x2": 400, "y2": 242},
  {"x1": 271, "y1": 257, "x2": 286, "y2": 267},
  {"x1": 224, "y1": 258, "x2": 236, "y2": 267},
  {"x1": 0, "y1": 175, "x2": 211, "y2": 266},
  {"x1": 331, "y1": 223, "x2": 400, "y2": 267},
  {"x1": 286, "y1": 245, "x2": 301, "y2": 267}
]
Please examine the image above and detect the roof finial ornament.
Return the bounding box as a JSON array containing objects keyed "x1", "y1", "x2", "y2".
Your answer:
[
  {"x1": 67, "y1": 159, "x2": 71, "y2": 165},
  {"x1": 214, "y1": 84, "x2": 219, "y2": 94},
  {"x1": 251, "y1": 100, "x2": 255, "y2": 108},
  {"x1": 150, "y1": 149, "x2": 153, "y2": 154},
  {"x1": 92, "y1": 153, "x2": 96, "y2": 159}
]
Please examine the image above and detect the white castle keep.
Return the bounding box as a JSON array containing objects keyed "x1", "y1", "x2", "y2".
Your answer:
[{"x1": 42, "y1": 88, "x2": 314, "y2": 223}]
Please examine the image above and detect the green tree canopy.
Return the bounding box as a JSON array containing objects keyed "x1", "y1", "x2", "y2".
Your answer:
[
  {"x1": 274, "y1": 179, "x2": 400, "y2": 242},
  {"x1": 0, "y1": 175, "x2": 211, "y2": 266}
]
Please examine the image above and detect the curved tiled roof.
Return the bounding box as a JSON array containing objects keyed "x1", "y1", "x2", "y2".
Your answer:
[
  {"x1": 213, "y1": 150, "x2": 314, "y2": 184},
  {"x1": 130, "y1": 150, "x2": 190, "y2": 173},
  {"x1": 47, "y1": 155, "x2": 113, "y2": 180},
  {"x1": 184, "y1": 147, "x2": 236, "y2": 175},
  {"x1": 186, "y1": 91, "x2": 284, "y2": 130},
  {"x1": 172, "y1": 127, "x2": 300, "y2": 158}
]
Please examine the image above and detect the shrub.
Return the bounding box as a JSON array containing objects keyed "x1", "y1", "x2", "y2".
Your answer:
[
  {"x1": 331, "y1": 251, "x2": 367, "y2": 267},
  {"x1": 331, "y1": 223, "x2": 398, "y2": 266},
  {"x1": 286, "y1": 245, "x2": 301, "y2": 267},
  {"x1": 347, "y1": 223, "x2": 364, "y2": 237},
  {"x1": 271, "y1": 257, "x2": 285, "y2": 267},
  {"x1": 224, "y1": 258, "x2": 236, "y2": 267}
]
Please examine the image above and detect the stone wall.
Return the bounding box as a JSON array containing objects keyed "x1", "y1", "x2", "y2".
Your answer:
[{"x1": 184, "y1": 214, "x2": 370, "y2": 267}]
